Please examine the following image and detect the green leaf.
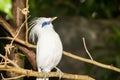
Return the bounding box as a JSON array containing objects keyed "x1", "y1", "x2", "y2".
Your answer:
[{"x1": 0, "y1": 0, "x2": 12, "y2": 18}]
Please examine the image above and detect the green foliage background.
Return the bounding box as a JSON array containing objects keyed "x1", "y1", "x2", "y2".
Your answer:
[
  {"x1": 0, "y1": 0, "x2": 12, "y2": 18},
  {"x1": 29, "y1": 0, "x2": 120, "y2": 19},
  {"x1": 0, "y1": 0, "x2": 119, "y2": 19}
]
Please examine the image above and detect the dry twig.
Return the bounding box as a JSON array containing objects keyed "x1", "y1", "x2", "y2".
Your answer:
[
  {"x1": 10, "y1": 16, "x2": 28, "y2": 46},
  {"x1": 25, "y1": 0, "x2": 29, "y2": 44},
  {"x1": 0, "y1": 53, "x2": 20, "y2": 68},
  {"x1": 82, "y1": 37, "x2": 93, "y2": 60},
  {"x1": 1, "y1": 75, "x2": 25, "y2": 80}
]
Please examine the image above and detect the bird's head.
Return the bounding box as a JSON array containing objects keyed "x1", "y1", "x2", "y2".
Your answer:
[
  {"x1": 29, "y1": 17, "x2": 57, "y2": 43},
  {"x1": 29, "y1": 17, "x2": 57, "y2": 30},
  {"x1": 41, "y1": 17, "x2": 57, "y2": 28}
]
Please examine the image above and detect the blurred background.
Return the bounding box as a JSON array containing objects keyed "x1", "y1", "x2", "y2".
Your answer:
[{"x1": 0, "y1": 0, "x2": 120, "y2": 80}]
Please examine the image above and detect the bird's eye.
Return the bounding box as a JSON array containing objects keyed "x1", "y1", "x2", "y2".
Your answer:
[{"x1": 42, "y1": 21, "x2": 51, "y2": 28}]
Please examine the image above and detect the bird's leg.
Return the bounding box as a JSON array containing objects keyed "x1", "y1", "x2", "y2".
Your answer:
[
  {"x1": 43, "y1": 72, "x2": 48, "y2": 80},
  {"x1": 55, "y1": 67, "x2": 63, "y2": 80},
  {"x1": 41, "y1": 69, "x2": 49, "y2": 80},
  {"x1": 39, "y1": 67, "x2": 49, "y2": 80}
]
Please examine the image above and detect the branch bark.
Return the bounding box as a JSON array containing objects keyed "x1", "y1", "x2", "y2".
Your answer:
[
  {"x1": 63, "y1": 51, "x2": 120, "y2": 73},
  {"x1": 0, "y1": 16, "x2": 15, "y2": 37},
  {"x1": 0, "y1": 65, "x2": 95, "y2": 80}
]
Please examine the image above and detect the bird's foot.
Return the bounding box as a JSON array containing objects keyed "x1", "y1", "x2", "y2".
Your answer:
[
  {"x1": 43, "y1": 72, "x2": 49, "y2": 80},
  {"x1": 55, "y1": 67, "x2": 63, "y2": 80}
]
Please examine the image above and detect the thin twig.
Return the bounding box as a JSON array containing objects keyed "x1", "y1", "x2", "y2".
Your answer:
[
  {"x1": 0, "y1": 54, "x2": 20, "y2": 68},
  {"x1": 82, "y1": 37, "x2": 93, "y2": 60},
  {"x1": 1, "y1": 75, "x2": 25, "y2": 80},
  {"x1": 0, "y1": 37, "x2": 35, "y2": 48},
  {"x1": 10, "y1": 17, "x2": 28, "y2": 46},
  {"x1": 1, "y1": 73, "x2": 5, "y2": 80},
  {"x1": 25, "y1": 0, "x2": 29, "y2": 44}
]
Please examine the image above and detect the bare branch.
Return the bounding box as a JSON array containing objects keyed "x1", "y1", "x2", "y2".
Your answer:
[
  {"x1": 82, "y1": 37, "x2": 93, "y2": 60},
  {"x1": 0, "y1": 65, "x2": 94, "y2": 80},
  {"x1": 63, "y1": 51, "x2": 120, "y2": 73}
]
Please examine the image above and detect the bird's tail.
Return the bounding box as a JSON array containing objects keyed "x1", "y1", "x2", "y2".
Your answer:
[{"x1": 36, "y1": 78, "x2": 49, "y2": 80}]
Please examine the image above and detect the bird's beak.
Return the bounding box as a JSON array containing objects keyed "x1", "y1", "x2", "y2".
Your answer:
[{"x1": 51, "y1": 17, "x2": 57, "y2": 21}]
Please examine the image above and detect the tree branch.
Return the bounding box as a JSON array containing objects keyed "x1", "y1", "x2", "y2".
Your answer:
[
  {"x1": 0, "y1": 16, "x2": 15, "y2": 37},
  {"x1": 0, "y1": 65, "x2": 94, "y2": 80},
  {"x1": 63, "y1": 51, "x2": 120, "y2": 73},
  {"x1": 17, "y1": 44, "x2": 37, "y2": 70}
]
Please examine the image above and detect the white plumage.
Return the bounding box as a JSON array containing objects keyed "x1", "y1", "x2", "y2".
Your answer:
[{"x1": 29, "y1": 17, "x2": 63, "y2": 80}]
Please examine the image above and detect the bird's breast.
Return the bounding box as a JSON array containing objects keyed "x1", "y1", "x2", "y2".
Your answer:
[{"x1": 37, "y1": 31, "x2": 62, "y2": 55}]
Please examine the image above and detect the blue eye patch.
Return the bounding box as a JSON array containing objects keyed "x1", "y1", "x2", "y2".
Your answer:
[{"x1": 42, "y1": 21, "x2": 51, "y2": 28}]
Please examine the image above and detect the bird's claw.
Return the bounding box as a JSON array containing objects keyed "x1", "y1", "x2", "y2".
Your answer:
[{"x1": 55, "y1": 67, "x2": 63, "y2": 80}]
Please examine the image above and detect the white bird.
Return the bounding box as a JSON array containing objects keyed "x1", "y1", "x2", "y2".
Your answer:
[{"x1": 29, "y1": 17, "x2": 63, "y2": 80}]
